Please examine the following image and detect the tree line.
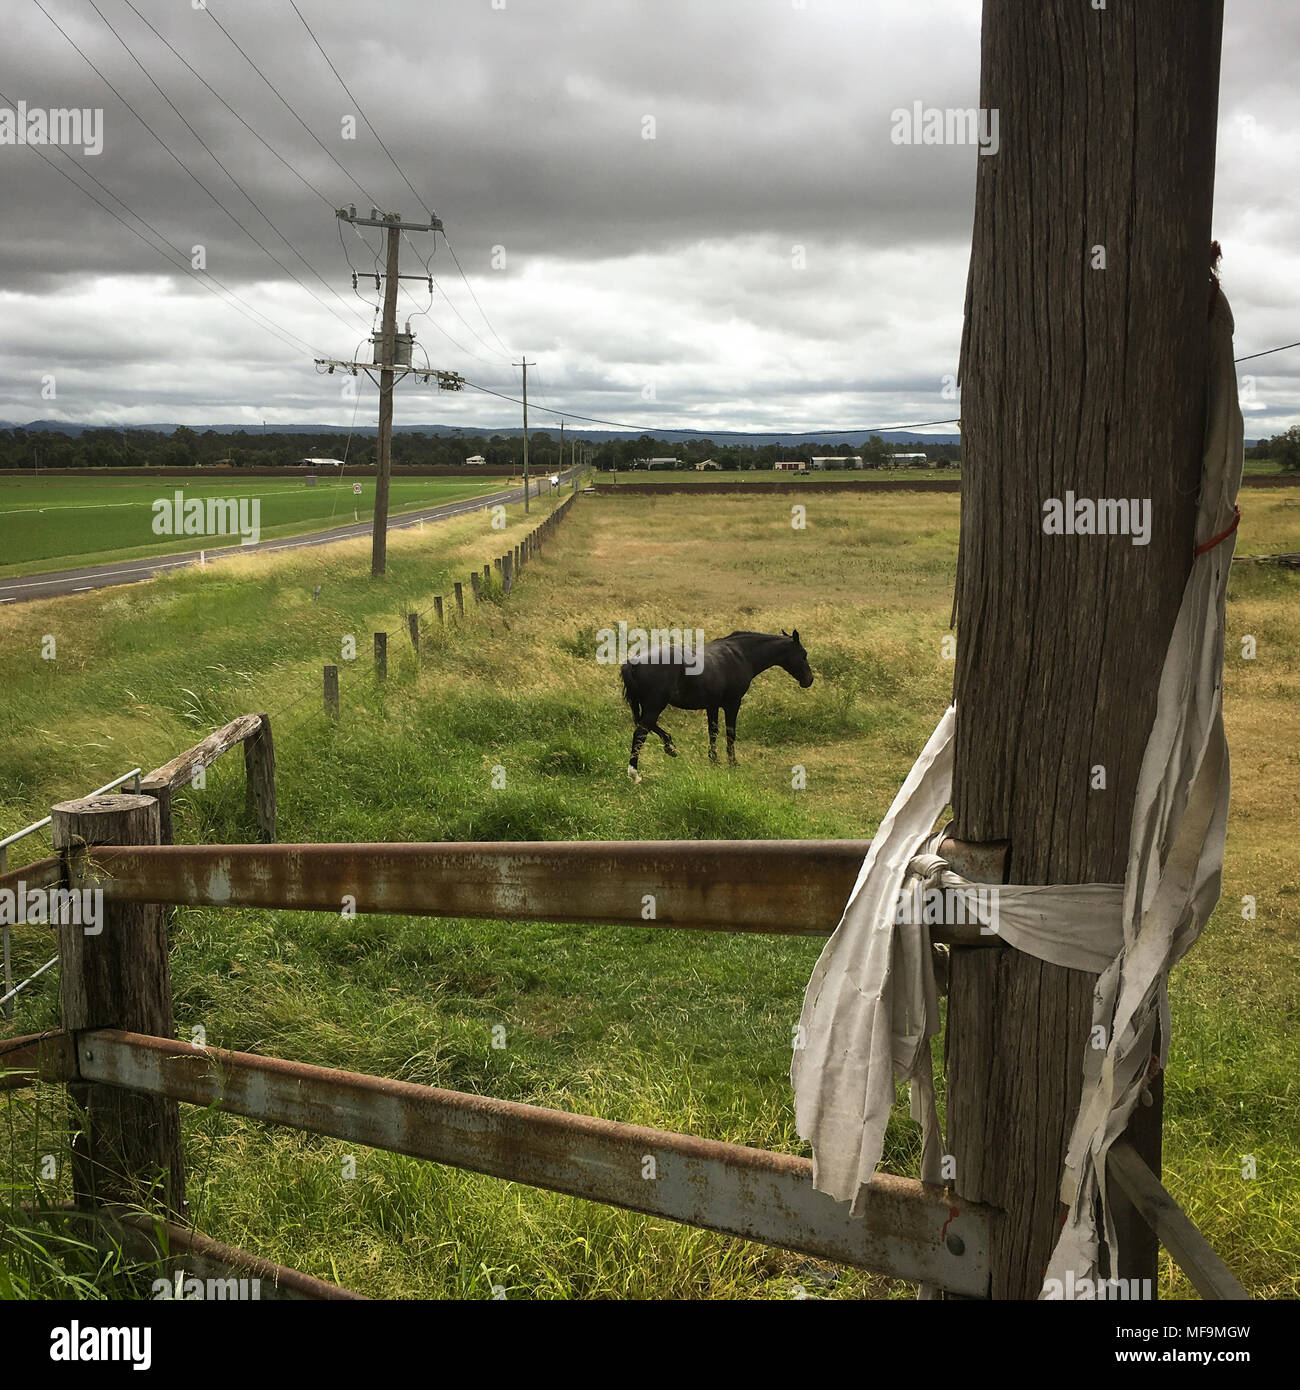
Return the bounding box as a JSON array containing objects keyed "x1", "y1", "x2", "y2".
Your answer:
[{"x1": 0, "y1": 427, "x2": 963, "y2": 472}]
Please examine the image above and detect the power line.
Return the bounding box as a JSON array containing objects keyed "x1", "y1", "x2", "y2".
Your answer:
[
  {"x1": 1234, "y1": 340, "x2": 1300, "y2": 364},
  {"x1": 458, "y1": 380, "x2": 963, "y2": 437},
  {"x1": 287, "y1": 0, "x2": 433, "y2": 220},
  {"x1": 118, "y1": 0, "x2": 336, "y2": 212},
  {"x1": 403, "y1": 232, "x2": 512, "y2": 365},
  {"x1": 441, "y1": 232, "x2": 514, "y2": 359},
  {"x1": 202, "y1": 1, "x2": 379, "y2": 209},
  {"x1": 280, "y1": 0, "x2": 517, "y2": 374},
  {"x1": 5, "y1": 91, "x2": 326, "y2": 360},
  {"x1": 88, "y1": 0, "x2": 372, "y2": 336},
  {"x1": 34, "y1": 0, "x2": 368, "y2": 341}
]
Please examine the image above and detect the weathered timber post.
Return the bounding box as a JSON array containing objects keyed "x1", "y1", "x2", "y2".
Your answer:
[
  {"x1": 374, "y1": 632, "x2": 387, "y2": 680},
  {"x1": 483, "y1": 564, "x2": 491, "y2": 588},
  {"x1": 503, "y1": 554, "x2": 513, "y2": 595},
  {"x1": 323, "y1": 664, "x2": 339, "y2": 721},
  {"x1": 453, "y1": 581, "x2": 464, "y2": 616},
  {"x1": 243, "y1": 714, "x2": 276, "y2": 842},
  {"x1": 408, "y1": 613, "x2": 420, "y2": 652},
  {"x1": 945, "y1": 0, "x2": 1223, "y2": 1298},
  {"x1": 469, "y1": 572, "x2": 481, "y2": 604},
  {"x1": 51, "y1": 794, "x2": 185, "y2": 1216},
  {"x1": 434, "y1": 596, "x2": 444, "y2": 624}
]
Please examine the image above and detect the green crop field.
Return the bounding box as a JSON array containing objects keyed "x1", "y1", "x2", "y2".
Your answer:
[
  {"x1": 0, "y1": 474, "x2": 515, "y2": 580},
  {"x1": 0, "y1": 484, "x2": 1296, "y2": 1299}
]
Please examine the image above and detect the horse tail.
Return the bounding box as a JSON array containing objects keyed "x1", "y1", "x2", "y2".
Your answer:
[{"x1": 620, "y1": 663, "x2": 643, "y2": 724}]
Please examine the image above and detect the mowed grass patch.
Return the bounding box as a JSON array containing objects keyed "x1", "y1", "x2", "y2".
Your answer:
[
  {"x1": 0, "y1": 474, "x2": 514, "y2": 578},
  {"x1": 1, "y1": 484, "x2": 1297, "y2": 1299}
]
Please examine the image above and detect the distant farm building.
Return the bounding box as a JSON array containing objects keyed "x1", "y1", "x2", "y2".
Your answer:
[
  {"x1": 638, "y1": 458, "x2": 681, "y2": 470},
  {"x1": 774, "y1": 460, "x2": 806, "y2": 471},
  {"x1": 695, "y1": 459, "x2": 722, "y2": 471},
  {"x1": 465, "y1": 454, "x2": 488, "y2": 466},
  {"x1": 298, "y1": 457, "x2": 343, "y2": 469},
  {"x1": 887, "y1": 453, "x2": 929, "y2": 467},
  {"x1": 810, "y1": 456, "x2": 862, "y2": 470}
]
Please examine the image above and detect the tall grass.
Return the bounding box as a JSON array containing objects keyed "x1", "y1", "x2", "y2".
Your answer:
[{"x1": 0, "y1": 485, "x2": 1296, "y2": 1298}]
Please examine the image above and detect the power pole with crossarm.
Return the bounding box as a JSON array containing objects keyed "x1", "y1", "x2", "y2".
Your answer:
[{"x1": 317, "y1": 207, "x2": 465, "y2": 577}]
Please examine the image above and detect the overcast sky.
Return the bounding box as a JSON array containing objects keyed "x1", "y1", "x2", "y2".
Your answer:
[{"x1": 1, "y1": 0, "x2": 1296, "y2": 438}]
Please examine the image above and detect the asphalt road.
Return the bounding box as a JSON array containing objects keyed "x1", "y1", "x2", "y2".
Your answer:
[{"x1": 0, "y1": 472, "x2": 576, "y2": 605}]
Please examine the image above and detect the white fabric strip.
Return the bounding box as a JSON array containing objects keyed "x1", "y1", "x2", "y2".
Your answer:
[{"x1": 791, "y1": 289, "x2": 1242, "y2": 1295}]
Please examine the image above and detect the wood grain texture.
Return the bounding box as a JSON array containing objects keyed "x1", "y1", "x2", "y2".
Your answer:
[
  {"x1": 52, "y1": 794, "x2": 185, "y2": 1217},
  {"x1": 243, "y1": 714, "x2": 277, "y2": 843},
  {"x1": 946, "y1": 0, "x2": 1223, "y2": 1297}
]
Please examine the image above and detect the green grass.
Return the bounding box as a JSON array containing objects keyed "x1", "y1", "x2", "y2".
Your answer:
[
  {"x1": 603, "y1": 467, "x2": 962, "y2": 483},
  {"x1": 1, "y1": 482, "x2": 1296, "y2": 1299},
  {"x1": 0, "y1": 474, "x2": 516, "y2": 579}
]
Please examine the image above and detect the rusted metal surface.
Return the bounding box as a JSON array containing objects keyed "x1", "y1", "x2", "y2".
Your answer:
[
  {"x1": 1107, "y1": 1141, "x2": 1250, "y2": 1301},
  {"x1": 936, "y1": 836, "x2": 1009, "y2": 886},
  {"x1": 0, "y1": 1029, "x2": 76, "y2": 1090},
  {"x1": 79, "y1": 1029, "x2": 992, "y2": 1295},
  {"x1": 0, "y1": 855, "x2": 63, "y2": 897},
  {"x1": 79, "y1": 840, "x2": 999, "y2": 945}
]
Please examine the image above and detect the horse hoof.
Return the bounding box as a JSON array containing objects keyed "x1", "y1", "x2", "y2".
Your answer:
[
  {"x1": 665, "y1": 745, "x2": 678, "y2": 758},
  {"x1": 627, "y1": 765, "x2": 642, "y2": 784}
]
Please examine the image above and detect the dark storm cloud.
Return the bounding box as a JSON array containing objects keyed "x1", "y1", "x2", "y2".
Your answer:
[{"x1": 0, "y1": 0, "x2": 1296, "y2": 432}]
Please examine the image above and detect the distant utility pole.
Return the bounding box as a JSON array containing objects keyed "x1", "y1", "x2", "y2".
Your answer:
[
  {"x1": 515, "y1": 358, "x2": 535, "y2": 512},
  {"x1": 318, "y1": 206, "x2": 464, "y2": 577},
  {"x1": 559, "y1": 419, "x2": 565, "y2": 479}
]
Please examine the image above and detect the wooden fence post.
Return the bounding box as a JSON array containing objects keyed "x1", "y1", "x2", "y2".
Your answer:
[
  {"x1": 243, "y1": 714, "x2": 277, "y2": 843},
  {"x1": 454, "y1": 582, "x2": 464, "y2": 616},
  {"x1": 469, "y1": 572, "x2": 481, "y2": 604},
  {"x1": 434, "y1": 596, "x2": 444, "y2": 625},
  {"x1": 408, "y1": 613, "x2": 420, "y2": 652},
  {"x1": 374, "y1": 632, "x2": 387, "y2": 680},
  {"x1": 324, "y1": 665, "x2": 339, "y2": 721},
  {"x1": 51, "y1": 794, "x2": 185, "y2": 1218},
  {"x1": 503, "y1": 554, "x2": 513, "y2": 595},
  {"x1": 483, "y1": 564, "x2": 491, "y2": 588}
]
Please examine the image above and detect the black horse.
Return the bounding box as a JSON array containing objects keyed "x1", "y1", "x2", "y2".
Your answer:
[{"x1": 620, "y1": 629, "x2": 814, "y2": 781}]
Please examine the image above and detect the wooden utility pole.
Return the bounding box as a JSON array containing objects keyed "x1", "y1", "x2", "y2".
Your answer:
[
  {"x1": 945, "y1": 1, "x2": 1223, "y2": 1298},
  {"x1": 318, "y1": 208, "x2": 462, "y2": 579},
  {"x1": 516, "y1": 358, "x2": 535, "y2": 512},
  {"x1": 372, "y1": 220, "x2": 401, "y2": 579}
]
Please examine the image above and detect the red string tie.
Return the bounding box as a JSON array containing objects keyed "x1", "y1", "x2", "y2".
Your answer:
[{"x1": 1193, "y1": 504, "x2": 1240, "y2": 557}]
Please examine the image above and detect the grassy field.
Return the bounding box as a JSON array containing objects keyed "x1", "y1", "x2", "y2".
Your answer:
[
  {"x1": 605, "y1": 466, "x2": 962, "y2": 483},
  {"x1": 0, "y1": 483, "x2": 1296, "y2": 1300},
  {"x1": 0, "y1": 474, "x2": 515, "y2": 579},
  {"x1": 606, "y1": 459, "x2": 1293, "y2": 484}
]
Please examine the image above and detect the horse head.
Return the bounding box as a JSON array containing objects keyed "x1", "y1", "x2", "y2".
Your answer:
[{"x1": 780, "y1": 629, "x2": 815, "y2": 688}]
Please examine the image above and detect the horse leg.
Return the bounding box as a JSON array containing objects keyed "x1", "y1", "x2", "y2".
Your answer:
[
  {"x1": 651, "y1": 717, "x2": 677, "y2": 756},
  {"x1": 724, "y1": 700, "x2": 741, "y2": 766},
  {"x1": 707, "y1": 707, "x2": 720, "y2": 763},
  {"x1": 628, "y1": 723, "x2": 650, "y2": 783}
]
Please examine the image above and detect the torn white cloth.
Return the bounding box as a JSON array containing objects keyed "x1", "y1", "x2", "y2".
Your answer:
[
  {"x1": 1046, "y1": 287, "x2": 1242, "y2": 1290},
  {"x1": 790, "y1": 289, "x2": 1242, "y2": 1294}
]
